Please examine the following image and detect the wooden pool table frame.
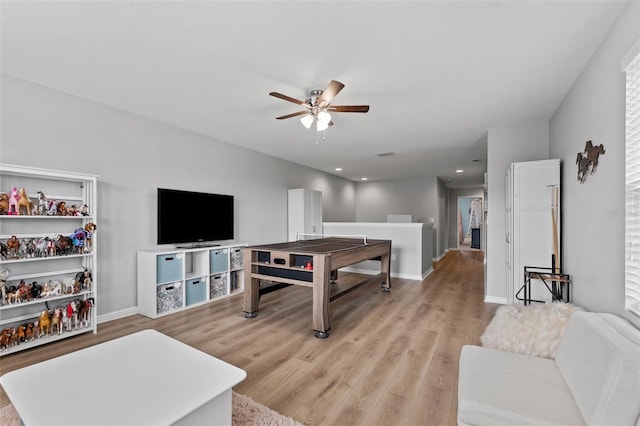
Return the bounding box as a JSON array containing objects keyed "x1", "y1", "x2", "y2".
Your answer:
[{"x1": 242, "y1": 237, "x2": 392, "y2": 338}]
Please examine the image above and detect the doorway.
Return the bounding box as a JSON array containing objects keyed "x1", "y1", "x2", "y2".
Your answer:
[{"x1": 457, "y1": 196, "x2": 483, "y2": 250}]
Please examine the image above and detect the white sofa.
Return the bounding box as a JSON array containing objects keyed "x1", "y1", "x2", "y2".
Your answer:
[{"x1": 458, "y1": 310, "x2": 640, "y2": 425}]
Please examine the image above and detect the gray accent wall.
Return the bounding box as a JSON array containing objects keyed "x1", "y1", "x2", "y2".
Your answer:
[
  {"x1": 355, "y1": 176, "x2": 445, "y2": 259},
  {"x1": 1, "y1": 75, "x2": 356, "y2": 318},
  {"x1": 549, "y1": 0, "x2": 640, "y2": 328},
  {"x1": 485, "y1": 121, "x2": 550, "y2": 303}
]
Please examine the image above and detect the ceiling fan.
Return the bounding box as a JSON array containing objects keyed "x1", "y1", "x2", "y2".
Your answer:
[{"x1": 269, "y1": 80, "x2": 369, "y2": 131}]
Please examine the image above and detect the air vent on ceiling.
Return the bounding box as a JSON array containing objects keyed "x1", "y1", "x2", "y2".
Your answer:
[{"x1": 376, "y1": 151, "x2": 395, "y2": 157}]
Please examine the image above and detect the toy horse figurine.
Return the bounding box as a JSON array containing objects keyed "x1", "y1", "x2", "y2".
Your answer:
[
  {"x1": 0, "y1": 328, "x2": 13, "y2": 349},
  {"x1": 0, "y1": 269, "x2": 9, "y2": 305},
  {"x1": 38, "y1": 310, "x2": 51, "y2": 336},
  {"x1": 62, "y1": 301, "x2": 78, "y2": 331},
  {"x1": 51, "y1": 308, "x2": 63, "y2": 335},
  {"x1": 7, "y1": 187, "x2": 19, "y2": 215},
  {"x1": 70, "y1": 228, "x2": 88, "y2": 253},
  {"x1": 6, "y1": 236, "x2": 20, "y2": 259},
  {"x1": 17, "y1": 188, "x2": 33, "y2": 215},
  {"x1": 0, "y1": 193, "x2": 9, "y2": 215},
  {"x1": 75, "y1": 268, "x2": 92, "y2": 290},
  {"x1": 36, "y1": 191, "x2": 48, "y2": 215},
  {"x1": 83, "y1": 223, "x2": 97, "y2": 253},
  {"x1": 78, "y1": 298, "x2": 94, "y2": 328},
  {"x1": 47, "y1": 199, "x2": 58, "y2": 215}
]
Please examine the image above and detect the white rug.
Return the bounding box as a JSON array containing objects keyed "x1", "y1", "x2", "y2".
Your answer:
[
  {"x1": 1, "y1": 391, "x2": 303, "y2": 426},
  {"x1": 481, "y1": 302, "x2": 580, "y2": 359}
]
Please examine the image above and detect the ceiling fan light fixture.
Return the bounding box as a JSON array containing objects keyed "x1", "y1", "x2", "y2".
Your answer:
[
  {"x1": 317, "y1": 111, "x2": 331, "y2": 125},
  {"x1": 316, "y1": 119, "x2": 330, "y2": 132},
  {"x1": 300, "y1": 114, "x2": 314, "y2": 129},
  {"x1": 270, "y1": 80, "x2": 368, "y2": 134}
]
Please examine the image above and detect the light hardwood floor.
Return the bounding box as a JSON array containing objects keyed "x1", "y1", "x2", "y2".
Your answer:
[{"x1": 0, "y1": 249, "x2": 497, "y2": 425}]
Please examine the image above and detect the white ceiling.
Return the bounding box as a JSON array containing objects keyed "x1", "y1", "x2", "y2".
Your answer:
[{"x1": 1, "y1": 1, "x2": 628, "y2": 187}]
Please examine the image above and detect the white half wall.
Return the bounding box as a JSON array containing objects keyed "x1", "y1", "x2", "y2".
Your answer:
[{"x1": 323, "y1": 222, "x2": 433, "y2": 280}]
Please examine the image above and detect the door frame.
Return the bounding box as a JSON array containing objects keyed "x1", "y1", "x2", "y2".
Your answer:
[{"x1": 457, "y1": 196, "x2": 484, "y2": 250}]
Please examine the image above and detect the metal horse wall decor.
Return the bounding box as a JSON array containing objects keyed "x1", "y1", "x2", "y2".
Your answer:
[{"x1": 576, "y1": 140, "x2": 605, "y2": 184}]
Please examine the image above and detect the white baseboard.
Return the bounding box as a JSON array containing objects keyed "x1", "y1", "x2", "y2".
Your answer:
[
  {"x1": 432, "y1": 251, "x2": 447, "y2": 262},
  {"x1": 484, "y1": 295, "x2": 509, "y2": 304},
  {"x1": 422, "y1": 267, "x2": 434, "y2": 280},
  {"x1": 97, "y1": 307, "x2": 138, "y2": 324}
]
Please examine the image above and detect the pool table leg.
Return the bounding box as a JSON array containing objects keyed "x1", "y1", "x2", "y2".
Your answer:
[
  {"x1": 381, "y1": 244, "x2": 392, "y2": 292},
  {"x1": 312, "y1": 255, "x2": 331, "y2": 338},
  {"x1": 243, "y1": 275, "x2": 260, "y2": 318}
]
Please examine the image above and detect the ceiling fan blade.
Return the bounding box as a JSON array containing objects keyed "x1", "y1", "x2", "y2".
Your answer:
[
  {"x1": 275, "y1": 111, "x2": 308, "y2": 120},
  {"x1": 319, "y1": 80, "x2": 345, "y2": 106},
  {"x1": 269, "y1": 92, "x2": 307, "y2": 106},
  {"x1": 328, "y1": 105, "x2": 370, "y2": 113}
]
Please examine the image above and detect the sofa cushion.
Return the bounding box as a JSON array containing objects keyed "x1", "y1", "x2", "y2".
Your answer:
[
  {"x1": 480, "y1": 303, "x2": 579, "y2": 359},
  {"x1": 555, "y1": 312, "x2": 640, "y2": 425},
  {"x1": 458, "y1": 345, "x2": 585, "y2": 426}
]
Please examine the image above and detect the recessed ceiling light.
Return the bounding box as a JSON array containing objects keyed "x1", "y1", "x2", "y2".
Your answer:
[
  {"x1": 361, "y1": 177, "x2": 368, "y2": 181},
  {"x1": 456, "y1": 169, "x2": 464, "y2": 173},
  {"x1": 335, "y1": 168, "x2": 342, "y2": 171}
]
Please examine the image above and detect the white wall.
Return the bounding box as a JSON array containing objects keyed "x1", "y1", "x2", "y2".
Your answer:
[
  {"x1": 485, "y1": 121, "x2": 550, "y2": 303},
  {"x1": 0, "y1": 75, "x2": 356, "y2": 319},
  {"x1": 549, "y1": 0, "x2": 640, "y2": 327}
]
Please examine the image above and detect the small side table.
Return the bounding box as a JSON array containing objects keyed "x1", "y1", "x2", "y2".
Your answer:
[
  {"x1": 517, "y1": 266, "x2": 571, "y2": 305},
  {"x1": 1, "y1": 329, "x2": 246, "y2": 426}
]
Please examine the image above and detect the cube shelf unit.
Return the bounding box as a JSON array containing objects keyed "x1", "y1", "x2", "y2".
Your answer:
[
  {"x1": 137, "y1": 244, "x2": 246, "y2": 318},
  {"x1": 0, "y1": 163, "x2": 99, "y2": 356}
]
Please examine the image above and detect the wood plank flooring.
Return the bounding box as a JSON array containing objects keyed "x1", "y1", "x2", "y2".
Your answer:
[{"x1": 0, "y1": 249, "x2": 497, "y2": 425}]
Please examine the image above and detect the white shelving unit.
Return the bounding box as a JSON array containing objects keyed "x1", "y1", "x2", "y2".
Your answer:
[
  {"x1": 137, "y1": 243, "x2": 246, "y2": 319},
  {"x1": 0, "y1": 163, "x2": 99, "y2": 356}
]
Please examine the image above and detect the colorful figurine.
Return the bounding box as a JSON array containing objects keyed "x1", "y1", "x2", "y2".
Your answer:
[
  {"x1": 36, "y1": 191, "x2": 48, "y2": 215},
  {"x1": 0, "y1": 193, "x2": 9, "y2": 215},
  {"x1": 6, "y1": 236, "x2": 20, "y2": 259},
  {"x1": 0, "y1": 269, "x2": 9, "y2": 305},
  {"x1": 7, "y1": 187, "x2": 19, "y2": 215},
  {"x1": 17, "y1": 188, "x2": 32, "y2": 215}
]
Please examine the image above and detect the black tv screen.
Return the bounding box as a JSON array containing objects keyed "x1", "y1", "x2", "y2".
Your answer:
[{"x1": 157, "y1": 188, "x2": 234, "y2": 245}]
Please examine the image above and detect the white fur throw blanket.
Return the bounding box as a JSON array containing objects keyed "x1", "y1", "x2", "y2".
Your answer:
[{"x1": 480, "y1": 303, "x2": 580, "y2": 359}]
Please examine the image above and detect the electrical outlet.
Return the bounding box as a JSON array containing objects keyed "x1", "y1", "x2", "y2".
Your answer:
[{"x1": 391, "y1": 253, "x2": 397, "y2": 261}]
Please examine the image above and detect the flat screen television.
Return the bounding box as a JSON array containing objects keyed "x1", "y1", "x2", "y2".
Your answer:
[{"x1": 157, "y1": 188, "x2": 234, "y2": 245}]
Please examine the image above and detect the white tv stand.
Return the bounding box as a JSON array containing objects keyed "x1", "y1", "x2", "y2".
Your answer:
[{"x1": 137, "y1": 243, "x2": 246, "y2": 319}]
